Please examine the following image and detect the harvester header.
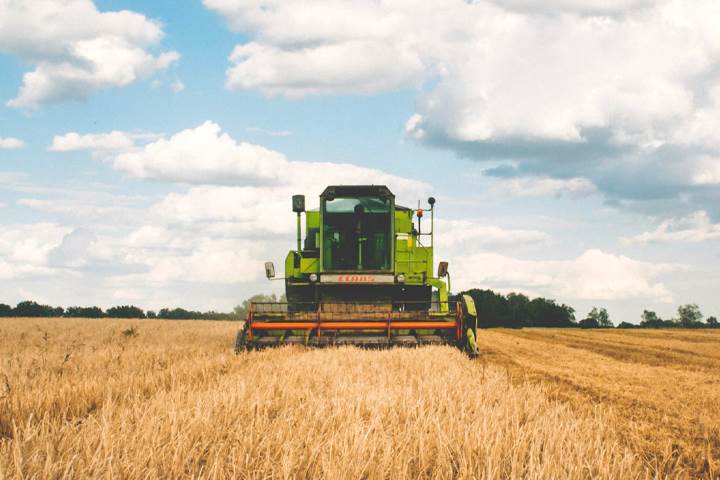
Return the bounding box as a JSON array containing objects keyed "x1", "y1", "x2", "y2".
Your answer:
[{"x1": 235, "y1": 185, "x2": 478, "y2": 355}]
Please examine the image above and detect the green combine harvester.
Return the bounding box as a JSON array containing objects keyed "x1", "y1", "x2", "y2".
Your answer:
[{"x1": 235, "y1": 185, "x2": 479, "y2": 356}]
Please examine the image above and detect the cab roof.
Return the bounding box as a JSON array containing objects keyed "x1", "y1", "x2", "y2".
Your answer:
[{"x1": 320, "y1": 185, "x2": 394, "y2": 198}]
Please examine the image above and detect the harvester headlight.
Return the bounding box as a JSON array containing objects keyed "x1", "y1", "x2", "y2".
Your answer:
[
  {"x1": 309, "y1": 273, "x2": 318, "y2": 282},
  {"x1": 396, "y1": 274, "x2": 406, "y2": 283}
]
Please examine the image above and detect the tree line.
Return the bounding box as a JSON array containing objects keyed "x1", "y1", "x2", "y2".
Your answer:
[
  {"x1": 457, "y1": 289, "x2": 577, "y2": 328},
  {"x1": 0, "y1": 300, "x2": 242, "y2": 320},
  {"x1": 0, "y1": 294, "x2": 286, "y2": 321},
  {"x1": 456, "y1": 289, "x2": 718, "y2": 329}
]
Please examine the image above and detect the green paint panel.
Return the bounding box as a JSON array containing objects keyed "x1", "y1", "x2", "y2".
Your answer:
[{"x1": 282, "y1": 186, "x2": 448, "y2": 306}]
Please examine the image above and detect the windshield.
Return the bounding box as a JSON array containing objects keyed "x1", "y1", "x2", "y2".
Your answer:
[{"x1": 322, "y1": 196, "x2": 391, "y2": 270}]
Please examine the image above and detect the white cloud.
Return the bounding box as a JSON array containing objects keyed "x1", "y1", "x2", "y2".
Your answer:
[
  {"x1": 490, "y1": 0, "x2": 656, "y2": 15},
  {"x1": 0, "y1": 136, "x2": 24, "y2": 149},
  {"x1": 0, "y1": 223, "x2": 71, "y2": 279},
  {"x1": 405, "y1": 1, "x2": 719, "y2": 145},
  {"x1": 91, "y1": 223, "x2": 267, "y2": 286},
  {"x1": 111, "y1": 122, "x2": 429, "y2": 198},
  {"x1": 139, "y1": 238, "x2": 264, "y2": 284},
  {"x1": 434, "y1": 219, "x2": 549, "y2": 248},
  {"x1": 106, "y1": 122, "x2": 430, "y2": 252},
  {"x1": 150, "y1": 186, "x2": 293, "y2": 234},
  {"x1": 113, "y1": 121, "x2": 288, "y2": 184},
  {"x1": 691, "y1": 155, "x2": 720, "y2": 185},
  {"x1": 246, "y1": 127, "x2": 292, "y2": 137},
  {"x1": 1, "y1": 0, "x2": 179, "y2": 108},
  {"x1": 624, "y1": 211, "x2": 720, "y2": 244},
  {"x1": 49, "y1": 131, "x2": 139, "y2": 152},
  {"x1": 206, "y1": 0, "x2": 720, "y2": 212},
  {"x1": 451, "y1": 249, "x2": 678, "y2": 302},
  {"x1": 171, "y1": 80, "x2": 185, "y2": 93},
  {"x1": 17, "y1": 197, "x2": 142, "y2": 222},
  {"x1": 206, "y1": 0, "x2": 720, "y2": 142},
  {"x1": 226, "y1": 41, "x2": 423, "y2": 96},
  {"x1": 497, "y1": 177, "x2": 597, "y2": 197}
]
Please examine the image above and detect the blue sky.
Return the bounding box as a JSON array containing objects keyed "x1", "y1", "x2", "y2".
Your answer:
[{"x1": 0, "y1": 0, "x2": 719, "y2": 323}]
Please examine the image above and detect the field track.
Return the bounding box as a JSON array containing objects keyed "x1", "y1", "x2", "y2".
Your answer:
[{"x1": 0, "y1": 319, "x2": 718, "y2": 478}]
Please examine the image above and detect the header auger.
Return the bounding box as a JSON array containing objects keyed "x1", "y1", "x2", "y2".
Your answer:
[{"x1": 235, "y1": 185, "x2": 479, "y2": 356}]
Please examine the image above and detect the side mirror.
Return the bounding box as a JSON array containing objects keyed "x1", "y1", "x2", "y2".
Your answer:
[
  {"x1": 437, "y1": 261, "x2": 448, "y2": 278},
  {"x1": 264, "y1": 262, "x2": 276, "y2": 279},
  {"x1": 292, "y1": 194, "x2": 305, "y2": 213}
]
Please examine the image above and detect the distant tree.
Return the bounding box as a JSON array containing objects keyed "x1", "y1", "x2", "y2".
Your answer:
[
  {"x1": 146, "y1": 310, "x2": 157, "y2": 319},
  {"x1": 106, "y1": 305, "x2": 145, "y2": 318},
  {"x1": 677, "y1": 304, "x2": 703, "y2": 328},
  {"x1": 526, "y1": 297, "x2": 576, "y2": 328},
  {"x1": 64, "y1": 306, "x2": 104, "y2": 318},
  {"x1": 201, "y1": 311, "x2": 235, "y2": 320},
  {"x1": 616, "y1": 321, "x2": 637, "y2": 329},
  {"x1": 456, "y1": 289, "x2": 575, "y2": 328},
  {"x1": 159, "y1": 308, "x2": 189, "y2": 319},
  {"x1": 155, "y1": 307, "x2": 237, "y2": 321},
  {"x1": 506, "y1": 292, "x2": 530, "y2": 328},
  {"x1": 707, "y1": 316, "x2": 718, "y2": 328},
  {"x1": 640, "y1": 310, "x2": 663, "y2": 328},
  {"x1": 469, "y1": 289, "x2": 511, "y2": 327},
  {"x1": 596, "y1": 308, "x2": 613, "y2": 328},
  {"x1": 578, "y1": 317, "x2": 600, "y2": 329},
  {"x1": 13, "y1": 300, "x2": 63, "y2": 317},
  {"x1": 581, "y1": 307, "x2": 612, "y2": 328},
  {"x1": 0, "y1": 303, "x2": 12, "y2": 317}
]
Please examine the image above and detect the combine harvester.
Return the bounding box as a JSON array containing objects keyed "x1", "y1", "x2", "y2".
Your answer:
[{"x1": 235, "y1": 185, "x2": 479, "y2": 356}]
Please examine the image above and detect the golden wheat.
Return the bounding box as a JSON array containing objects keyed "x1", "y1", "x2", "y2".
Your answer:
[{"x1": 0, "y1": 319, "x2": 715, "y2": 478}]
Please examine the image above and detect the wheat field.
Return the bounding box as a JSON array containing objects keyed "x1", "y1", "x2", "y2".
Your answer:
[{"x1": 0, "y1": 319, "x2": 718, "y2": 479}]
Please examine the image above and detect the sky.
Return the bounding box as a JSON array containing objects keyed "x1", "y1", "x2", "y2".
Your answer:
[{"x1": 0, "y1": 0, "x2": 719, "y2": 323}]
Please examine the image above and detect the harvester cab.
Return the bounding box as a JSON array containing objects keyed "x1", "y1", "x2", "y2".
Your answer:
[{"x1": 235, "y1": 185, "x2": 479, "y2": 356}]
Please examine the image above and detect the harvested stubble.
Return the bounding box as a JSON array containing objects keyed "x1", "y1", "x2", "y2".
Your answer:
[
  {"x1": 479, "y1": 328, "x2": 720, "y2": 478},
  {"x1": 0, "y1": 318, "x2": 682, "y2": 479}
]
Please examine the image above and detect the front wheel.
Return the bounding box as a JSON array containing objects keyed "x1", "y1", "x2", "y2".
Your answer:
[
  {"x1": 465, "y1": 328, "x2": 479, "y2": 358},
  {"x1": 234, "y1": 324, "x2": 248, "y2": 353}
]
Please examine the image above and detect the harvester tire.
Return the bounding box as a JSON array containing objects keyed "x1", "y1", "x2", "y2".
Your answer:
[
  {"x1": 465, "y1": 328, "x2": 479, "y2": 359},
  {"x1": 234, "y1": 324, "x2": 248, "y2": 354}
]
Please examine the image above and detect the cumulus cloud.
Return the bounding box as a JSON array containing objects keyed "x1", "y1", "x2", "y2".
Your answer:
[
  {"x1": 434, "y1": 219, "x2": 549, "y2": 248},
  {"x1": 137, "y1": 238, "x2": 264, "y2": 285},
  {"x1": 490, "y1": 0, "x2": 656, "y2": 15},
  {"x1": 247, "y1": 127, "x2": 292, "y2": 137},
  {"x1": 1, "y1": 0, "x2": 179, "y2": 108},
  {"x1": 18, "y1": 197, "x2": 142, "y2": 223},
  {"x1": 206, "y1": 0, "x2": 720, "y2": 214},
  {"x1": 0, "y1": 136, "x2": 24, "y2": 149},
  {"x1": 41, "y1": 223, "x2": 266, "y2": 287},
  {"x1": 49, "y1": 131, "x2": 141, "y2": 152},
  {"x1": 113, "y1": 121, "x2": 288, "y2": 184},
  {"x1": 226, "y1": 41, "x2": 423, "y2": 96},
  {"x1": 103, "y1": 121, "x2": 431, "y2": 249},
  {"x1": 451, "y1": 249, "x2": 678, "y2": 302},
  {"x1": 624, "y1": 211, "x2": 720, "y2": 244},
  {"x1": 0, "y1": 223, "x2": 71, "y2": 279},
  {"x1": 111, "y1": 121, "x2": 429, "y2": 196},
  {"x1": 691, "y1": 155, "x2": 720, "y2": 185},
  {"x1": 171, "y1": 80, "x2": 185, "y2": 93},
  {"x1": 494, "y1": 177, "x2": 597, "y2": 197}
]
